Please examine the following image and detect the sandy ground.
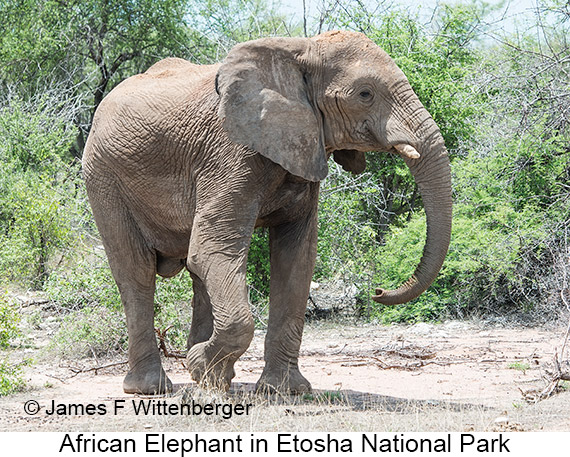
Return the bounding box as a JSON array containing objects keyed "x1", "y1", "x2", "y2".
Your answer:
[{"x1": 1, "y1": 320, "x2": 569, "y2": 432}]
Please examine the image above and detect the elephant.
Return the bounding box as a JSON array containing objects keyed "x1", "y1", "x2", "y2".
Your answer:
[{"x1": 82, "y1": 30, "x2": 452, "y2": 395}]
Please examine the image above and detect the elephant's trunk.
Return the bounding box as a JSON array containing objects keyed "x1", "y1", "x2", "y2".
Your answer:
[{"x1": 372, "y1": 126, "x2": 452, "y2": 305}]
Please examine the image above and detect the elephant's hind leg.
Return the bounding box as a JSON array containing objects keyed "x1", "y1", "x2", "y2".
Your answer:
[{"x1": 88, "y1": 192, "x2": 172, "y2": 395}]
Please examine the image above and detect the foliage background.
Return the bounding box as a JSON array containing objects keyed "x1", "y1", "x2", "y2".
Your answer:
[{"x1": 0, "y1": 0, "x2": 569, "y2": 389}]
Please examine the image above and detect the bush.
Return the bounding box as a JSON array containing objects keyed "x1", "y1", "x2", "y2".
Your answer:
[
  {"x1": 154, "y1": 273, "x2": 194, "y2": 350},
  {"x1": 371, "y1": 145, "x2": 567, "y2": 323},
  {"x1": 48, "y1": 307, "x2": 128, "y2": 359},
  {"x1": 247, "y1": 228, "x2": 271, "y2": 307},
  {"x1": 0, "y1": 98, "x2": 86, "y2": 289},
  {"x1": 0, "y1": 359, "x2": 25, "y2": 396},
  {"x1": 0, "y1": 293, "x2": 21, "y2": 348},
  {"x1": 45, "y1": 253, "x2": 122, "y2": 311},
  {"x1": 0, "y1": 292, "x2": 26, "y2": 396}
]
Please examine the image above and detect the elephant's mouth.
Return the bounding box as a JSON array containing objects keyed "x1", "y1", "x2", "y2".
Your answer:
[{"x1": 365, "y1": 127, "x2": 421, "y2": 160}]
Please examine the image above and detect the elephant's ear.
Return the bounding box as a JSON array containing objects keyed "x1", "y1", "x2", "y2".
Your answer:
[
  {"x1": 216, "y1": 38, "x2": 327, "y2": 182},
  {"x1": 333, "y1": 149, "x2": 366, "y2": 174}
]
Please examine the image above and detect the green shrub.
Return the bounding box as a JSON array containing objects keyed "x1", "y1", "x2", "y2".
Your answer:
[
  {"x1": 0, "y1": 174, "x2": 80, "y2": 289},
  {"x1": 0, "y1": 292, "x2": 26, "y2": 396},
  {"x1": 0, "y1": 293, "x2": 21, "y2": 348},
  {"x1": 371, "y1": 145, "x2": 565, "y2": 323},
  {"x1": 0, "y1": 99, "x2": 74, "y2": 174},
  {"x1": 0, "y1": 99, "x2": 85, "y2": 289},
  {"x1": 0, "y1": 359, "x2": 25, "y2": 396},
  {"x1": 247, "y1": 228, "x2": 270, "y2": 304},
  {"x1": 45, "y1": 255, "x2": 122, "y2": 311},
  {"x1": 49, "y1": 307, "x2": 128, "y2": 359}
]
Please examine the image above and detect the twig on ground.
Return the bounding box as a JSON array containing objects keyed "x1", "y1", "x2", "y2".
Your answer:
[
  {"x1": 45, "y1": 373, "x2": 70, "y2": 384},
  {"x1": 339, "y1": 355, "x2": 451, "y2": 371},
  {"x1": 331, "y1": 343, "x2": 348, "y2": 355},
  {"x1": 155, "y1": 326, "x2": 187, "y2": 359},
  {"x1": 381, "y1": 348, "x2": 437, "y2": 360},
  {"x1": 69, "y1": 360, "x2": 129, "y2": 374},
  {"x1": 48, "y1": 360, "x2": 129, "y2": 382},
  {"x1": 520, "y1": 300, "x2": 570, "y2": 403}
]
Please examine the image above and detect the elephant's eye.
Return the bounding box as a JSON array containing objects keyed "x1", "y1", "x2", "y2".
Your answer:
[{"x1": 359, "y1": 90, "x2": 373, "y2": 101}]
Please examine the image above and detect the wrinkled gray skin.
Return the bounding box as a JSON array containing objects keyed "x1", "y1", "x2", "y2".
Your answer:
[{"x1": 83, "y1": 31, "x2": 452, "y2": 395}]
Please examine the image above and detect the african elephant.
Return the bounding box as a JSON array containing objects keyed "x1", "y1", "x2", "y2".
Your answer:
[{"x1": 82, "y1": 30, "x2": 452, "y2": 395}]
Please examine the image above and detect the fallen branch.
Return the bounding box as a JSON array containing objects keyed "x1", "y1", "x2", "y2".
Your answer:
[
  {"x1": 47, "y1": 360, "x2": 129, "y2": 383},
  {"x1": 520, "y1": 301, "x2": 570, "y2": 403},
  {"x1": 339, "y1": 355, "x2": 450, "y2": 371},
  {"x1": 381, "y1": 348, "x2": 437, "y2": 360},
  {"x1": 68, "y1": 360, "x2": 129, "y2": 375},
  {"x1": 155, "y1": 326, "x2": 187, "y2": 359},
  {"x1": 521, "y1": 356, "x2": 569, "y2": 403}
]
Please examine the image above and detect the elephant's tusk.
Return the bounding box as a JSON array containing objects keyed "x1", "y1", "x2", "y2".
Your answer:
[{"x1": 394, "y1": 144, "x2": 420, "y2": 160}]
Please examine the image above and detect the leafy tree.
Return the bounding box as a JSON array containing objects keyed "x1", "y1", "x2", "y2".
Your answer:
[
  {"x1": 0, "y1": 97, "x2": 86, "y2": 288},
  {"x1": 0, "y1": 0, "x2": 194, "y2": 155},
  {"x1": 188, "y1": 0, "x2": 298, "y2": 57}
]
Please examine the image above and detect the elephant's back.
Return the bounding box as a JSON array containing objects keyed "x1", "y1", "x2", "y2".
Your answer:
[
  {"x1": 84, "y1": 60, "x2": 220, "y2": 170},
  {"x1": 95, "y1": 60, "x2": 220, "y2": 121},
  {"x1": 143, "y1": 57, "x2": 204, "y2": 78}
]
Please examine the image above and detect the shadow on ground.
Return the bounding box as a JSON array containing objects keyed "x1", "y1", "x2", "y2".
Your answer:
[{"x1": 171, "y1": 381, "x2": 490, "y2": 415}]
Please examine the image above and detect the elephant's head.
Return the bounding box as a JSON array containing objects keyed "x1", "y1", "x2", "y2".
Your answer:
[{"x1": 216, "y1": 30, "x2": 452, "y2": 305}]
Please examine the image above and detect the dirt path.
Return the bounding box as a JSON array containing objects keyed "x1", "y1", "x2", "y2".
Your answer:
[{"x1": 1, "y1": 321, "x2": 569, "y2": 431}]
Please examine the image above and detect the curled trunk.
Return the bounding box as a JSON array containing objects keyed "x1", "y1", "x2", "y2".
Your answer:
[{"x1": 372, "y1": 130, "x2": 452, "y2": 305}]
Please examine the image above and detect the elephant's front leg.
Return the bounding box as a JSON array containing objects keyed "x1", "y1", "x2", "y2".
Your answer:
[
  {"x1": 257, "y1": 188, "x2": 319, "y2": 394},
  {"x1": 185, "y1": 204, "x2": 257, "y2": 390}
]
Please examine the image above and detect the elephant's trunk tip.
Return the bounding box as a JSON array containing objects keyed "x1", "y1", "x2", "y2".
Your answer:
[
  {"x1": 371, "y1": 275, "x2": 424, "y2": 305},
  {"x1": 371, "y1": 288, "x2": 391, "y2": 304}
]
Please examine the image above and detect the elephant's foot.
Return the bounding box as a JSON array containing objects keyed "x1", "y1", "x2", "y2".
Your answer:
[
  {"x1": 256, "y1": 365, "x2": 312, "y2": 394},
  {"x1": 186, "y1": 342, "x2": 236, "y2": 391},
  {"x1": 123, "y1": 361, "x2": 173, "y2": 395}
]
